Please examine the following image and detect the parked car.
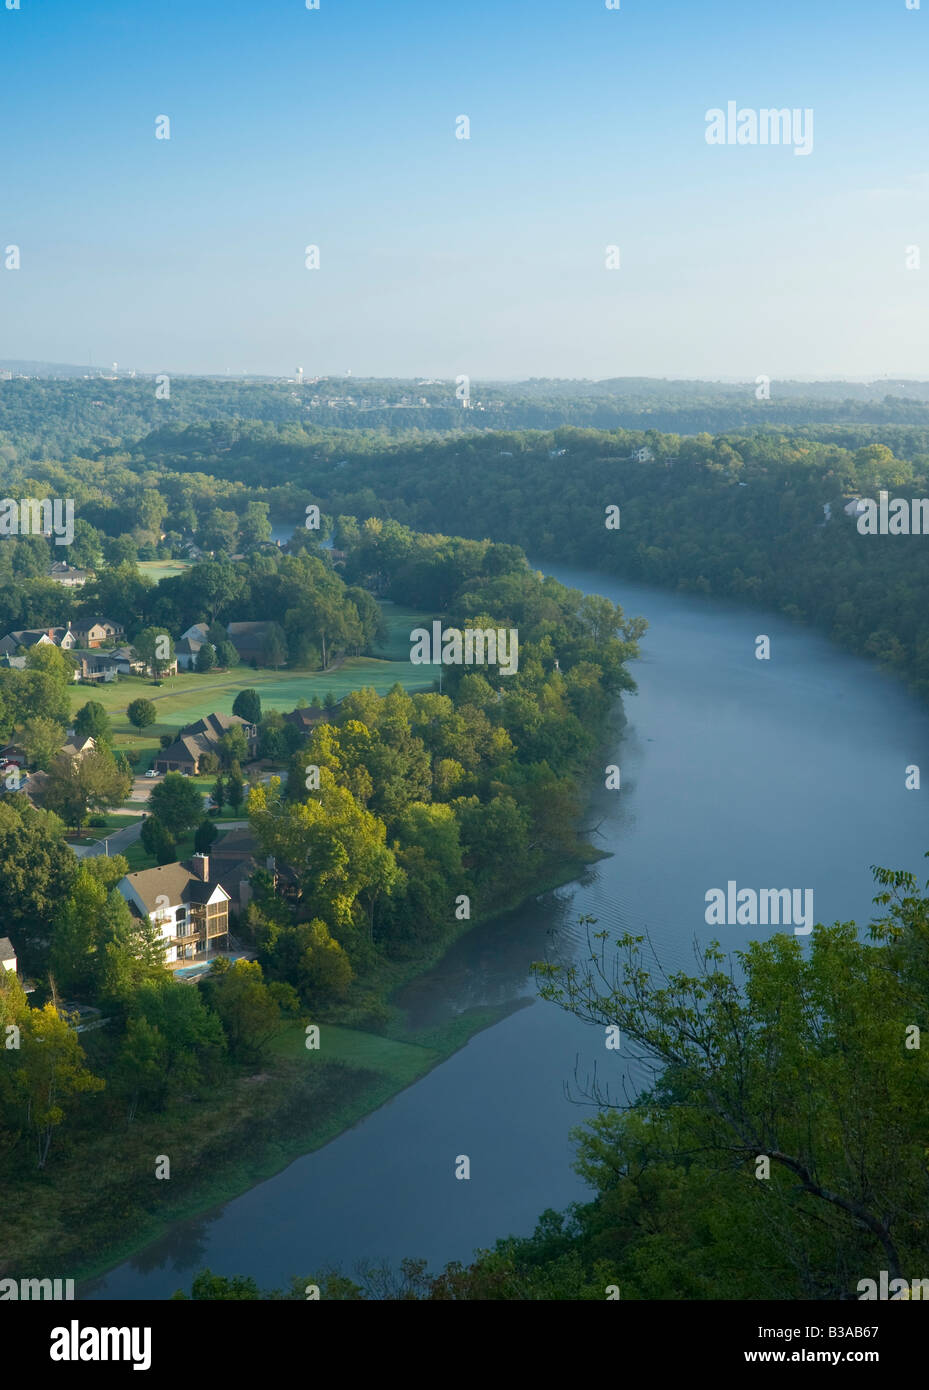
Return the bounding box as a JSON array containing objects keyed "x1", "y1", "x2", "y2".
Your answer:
[{"x1": 145, "y1": 768, "x2": 160, "y2": 778}]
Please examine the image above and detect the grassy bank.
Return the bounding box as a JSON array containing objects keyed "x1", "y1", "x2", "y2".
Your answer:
[{"x1": 42, "y1": 1003, "x2": 519, "y2": 1288}]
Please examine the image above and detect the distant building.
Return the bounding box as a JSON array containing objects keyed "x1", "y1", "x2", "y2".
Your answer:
[
  {"x1": 69, "y1": 617, "x2": 125, "y2": 648},
  {"x1": 176, "y1": 635, "x2": 206, "y2": 671},
  {"x1": 60, "y1": 733, "x2": 96, "y2": 760},
  {"x1": 154, "y1": 711, "x2": 258, "y2": 775},
  {"x1": 0, "y1": 937, "x2": 16, "y2": 973},
  {"x1": 117, "y1": 855, "x2": 230, "y2": 967},
  {"x1": 282, "y1": 705, "x2": 329, "y2": 736},
  {"x1": 71, "y1": 649, "x2": 119, "y2": 682},
  {"x1": 226, "y1": 621, "x2": 275, "y2": 663},
  {"x1": 630, "y1": 446, "x2": 654, "y2": 463},
  {"x1": 47, "y1": 562, "x2": 89, "y2": 587}
]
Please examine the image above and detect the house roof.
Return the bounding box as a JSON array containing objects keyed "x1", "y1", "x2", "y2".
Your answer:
[
  {"x1": 0, "y1": 936, "x2": 15, "y2": 961},
  {"x1": 181, "y1": 712, "x2": 251, "y2": 741},
  {"x1": 72, "y1": 616, "x2": 121, "y2": 632},
  {"x1": 212, "y1": 826, "x2": 260, "y2": 860},
  {"x1": 176, "y1": 636, "x2": 205, "y2": 655},
  {"x1": 157, "y1": 734, "x2": 205, "y2": 766},
  {"x1": 120, "y1": 862, "x2": 230, "y2": 914}
]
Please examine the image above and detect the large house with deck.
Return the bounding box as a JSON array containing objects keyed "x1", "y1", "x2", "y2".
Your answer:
[{"x1": 117, "y1": 854, "x2": 231, "y2": 966}]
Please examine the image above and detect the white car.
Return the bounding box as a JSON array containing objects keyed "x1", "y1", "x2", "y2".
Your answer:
[{"x1": 145, "y1": 768, "x2": 160, "y2": 778}]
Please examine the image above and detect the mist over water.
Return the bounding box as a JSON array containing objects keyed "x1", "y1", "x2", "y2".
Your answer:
[{"x1": 85, "y1": 565, "x2": 929, "y2": 1299}]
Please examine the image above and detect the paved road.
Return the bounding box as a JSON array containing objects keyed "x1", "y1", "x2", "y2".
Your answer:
[{"x1": 73, "y1": 819, "x2": 145, "y2": 859}]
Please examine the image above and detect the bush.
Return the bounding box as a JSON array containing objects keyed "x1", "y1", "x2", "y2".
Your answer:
[{"x1": 88, "y1": 815, "x2": 108, "y2": 828}]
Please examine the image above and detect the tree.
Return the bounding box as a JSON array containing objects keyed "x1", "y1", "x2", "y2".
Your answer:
[
  {"x1": 74, "y1": 700, "x2": 112, "y2": 744},
  {"x1": 216, "y1": 640, "x2": 239, "y2": 669},
  {"x1": 194, "y1": 818, "x2": 218, "y2": 854},
  {"x1": 212, "y1": 776, "x2": 226, "y2": 811},
  {"x1": 534, "y1": 866, "x2": 929, "y2": 1297},
  {"x1": 42, "y1": 748, "x2": 132, "y2": 830},
  {"x1": 140, "y1": 815, "x2": 177, "y2": 865},
  {"x1": 203, "y1": 958, "x2": 295, "y2": 1061},
  {"x1": 261, "y1": 623, "x2": 287, "y2": 669},
  {"x1": 232, "y1": 689, "x2": 262, "y2": 724},
  {"x1": 127, "y1": 697, "x2": 157, "y2": 730},
  {"x1": 226, "y1": 769, "x2": 244, "y2": 812},
  {"x1": 218, "y1": 727, "x2": 249, "y2": 770},
  {"x1": 148, "y1": 772, "x2": 203, "y2": 839},
  {"x1": 134, "y1": 627, "x2": 176, "y2": 682},
  {"x1": 195, "y1": 642, "x2": 216, "y2": 674},
  {"x1": 21, "y1": 715, "x2": 66, "y2": 771},
  {"x1": 14, "y1": 1003, "x2": 104, "y2": 1167}
]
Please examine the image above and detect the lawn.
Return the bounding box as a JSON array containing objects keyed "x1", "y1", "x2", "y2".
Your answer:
[
  {"x1": 71, "y1": 602, "x2": 435, "y2": 773},
  {"x1": 137, "y1": 559, "x2": 193, "y2": 584}
]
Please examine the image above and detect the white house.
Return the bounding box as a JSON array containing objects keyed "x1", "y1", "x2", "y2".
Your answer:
[
  {"x1": 117, "y1": 855, "x2": 231, "y2": 966},
  {"x1": 0, "y1": 937, "x2": 16, "y2": 973}
]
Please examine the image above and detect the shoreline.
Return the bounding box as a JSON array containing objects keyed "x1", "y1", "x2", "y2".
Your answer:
[{"x1": 73, "y1": 845, "x2": 603, "y2": 1293}]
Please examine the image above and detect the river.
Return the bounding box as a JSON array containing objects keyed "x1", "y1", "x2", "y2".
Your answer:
[{"x1": 85, "y1": 563, "x2": 929, "y2": 1299}]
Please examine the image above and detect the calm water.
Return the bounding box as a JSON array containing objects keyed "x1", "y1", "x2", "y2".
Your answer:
[{"x1": 85, "y1": 565, "x2": 929, "y2": 1299}]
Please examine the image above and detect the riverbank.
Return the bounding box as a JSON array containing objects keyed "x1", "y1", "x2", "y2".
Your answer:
[{"x1": 33, "y1": 841, "x2": 598, "y2": 1289}]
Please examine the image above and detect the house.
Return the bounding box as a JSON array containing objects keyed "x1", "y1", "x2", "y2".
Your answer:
[
  {"x1": 226, "y1": 621, "x2": 274, "y2": 662},
  {"x1": 283, "y1": 704, "x2": 329, "y2": 735},
  {"x1": 109, "y1": 646, "x2": 146, "y2": 675},
  {"x1": 212, "y1": 826, "x2": 298, "y2": 910},
  {"x1": 48, "y1": 562, "x2": 89, "y2": 587},
  {"x1": 154, "y1": 711, "x2": 257, "y2": 775},
  {"x1": 181, "y1": 623, "x2": 209, "y2": 644},
  {"x1": 0, "y1": 655, "x2": 26, "y2": 670},
  {"x1": 117, "y1": 854, "x2": 231, "y2": 967},
  {"x1": 69, "y1": 617, "x2": 125, "y2": 648},
  {"x1": 60, "y1": 733, "x2": 96, "y2": 760},
  {"x1": 176, "y1": 635, "x2": 205, "y2": 671},
  {"x1": 0, "y1": 628, "x2": 60, "y2": 655},
  {"x1": 71, "y1": 649, "x2": 119, "y2": 683},
  {"x1": 630, "y1": 446, "x2": 654, "y2": 463},
  {"x1": 0, "y1": 937, "x2": 16, "y2": 973},
  {"x1": 843, "y1": 496, "x2": 869, "y2": 518},
  {"x1": 0, "y1": 743, "x2": 27, "y2": 767}
]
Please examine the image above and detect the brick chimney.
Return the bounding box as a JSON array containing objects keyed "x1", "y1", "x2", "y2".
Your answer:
[{"x1": 191, "y1": 853, "x2": 209, "y2": 881}]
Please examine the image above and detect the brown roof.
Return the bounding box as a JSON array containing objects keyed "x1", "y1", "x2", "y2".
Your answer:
[
  {"x1": 212, "y1": 826, "x2": 260, "y2": 860},
  {"x1": 121, "y1": 861, "x2": 230, "y2": 914}
]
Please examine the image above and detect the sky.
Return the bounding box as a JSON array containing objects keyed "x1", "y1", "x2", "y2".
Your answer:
[{"x1": 1, "y1": 0, "x2": 928, "y2": 380}]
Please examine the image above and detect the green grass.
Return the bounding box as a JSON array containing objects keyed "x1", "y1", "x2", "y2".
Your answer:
[
  {"x1": 269, "y1": 1020, "x2": 440, "y2": 1085},
  {"x1": 138, "y1": 559, "x2": 193, "y2": 583}
]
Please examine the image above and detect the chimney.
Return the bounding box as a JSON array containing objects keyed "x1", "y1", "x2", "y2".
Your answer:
[{"x1": 191, "y1": 853, "x2": 209, "y2": 881}]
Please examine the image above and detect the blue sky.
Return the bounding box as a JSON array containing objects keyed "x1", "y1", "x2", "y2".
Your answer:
[{"x1": 1, "y1": 0, "x2": 928, "y2": 378}]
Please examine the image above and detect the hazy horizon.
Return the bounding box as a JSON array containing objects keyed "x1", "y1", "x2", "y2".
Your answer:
[{"x1": 4, "y1": 0, "x2": 929, "y2": 379}]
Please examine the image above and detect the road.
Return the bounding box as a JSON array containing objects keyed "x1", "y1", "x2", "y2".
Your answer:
[{"x1": 73, "y1": 820, "x2": 145, "y2": 859}]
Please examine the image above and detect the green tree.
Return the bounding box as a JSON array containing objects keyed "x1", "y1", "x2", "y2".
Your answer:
[
  {"x1": 232, "y1": 689, "x2": 262, "y2": 724},
  {"x1": 203, "y1": 958, "x2": 296, "y2": 1061},
  {"x1": 134, "y1": 627, "x2": 176, "y2": 682},
  {"x1": 74, "y1": 700, "x2": 112, "y2": 744},
  {"x1": 140, "y1": 814, "x2": 178, "y2": 865},
  {"x1": 127, "y1": 697, "x2": 157, "y2": 730},
  {"x1": 195, "y1": 642, "x2": 216, "y2": 673},
  {"x1": 15, "y1": 1003, "x2": 105, "y2": 1167},
  {"x1": 21, "y1": 715, "x2": 66, "y2": 771},
  {"x1": 148, "y1": 772, "x2": 203, "y2": 839},
  {"x1": 194, "y1": 818, "x2": 218, "y2": 854},
  {"x1": 42, "y1": 748, "x2": 131, "y2": 829}
]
